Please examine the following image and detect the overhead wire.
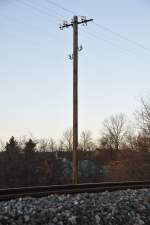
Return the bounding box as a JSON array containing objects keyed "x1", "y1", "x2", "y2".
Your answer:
[
  {"x1": 40, "y1": 0, "x2": 150, "y2": 56},
  {"x1": 7, "y1": 0, "x2": 150, "y2": 63},
  {"x1": 0, "y1": 0, "x2": 71, "y2": 49},
  {"x1": 0, "y1": 31, "x2": 42, "y2": 49},
  {"x1": 80, "y1": 29, "x2": 150, "y2": 64},
  {"x1": 0, "y1": 13, "x2": 58, "y2": 40},
  {"x1": 26, "y1": 0, "x2": 65, "y2": 20},
  {"x1": 93, "y1": 22, "x2": 150, "y2": 54},
  {"x1": 0, "y1": 13, "x2": 40, "y2": 30},
  {"x1": 15, "y1": 0, "x2": 150, "y2": 55},
  {"x1": 45, "y1": 0, "x2": 76, "y2": 15},
  {"x1": 14, "y1": 0, "x2": 62, "y2": 21},
  {"x1": 13, "y1": 0, "x2": 73, "y2": 42}
]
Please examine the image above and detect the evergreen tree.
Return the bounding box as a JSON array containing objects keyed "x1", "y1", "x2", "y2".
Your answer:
[
  {"x1": 24, "y1": 138, "x2": 36, "y2": 154},
  {"x1": 5, "y1": 136, "x2": 20, "y2": 154}
]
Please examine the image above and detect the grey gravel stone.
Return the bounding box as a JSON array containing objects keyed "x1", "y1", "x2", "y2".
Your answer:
[
  {"x1": 68, "y1": 215, "x2": 77, "y2": 224},
  {"x1": 24, "y1": 215, "x2": 30, "y2": 223},
  {"x1": 95, "y1": 214, "x2": 101, "y2": 224},
  {"x1": 0, "y1": 188, "x2": 150, "y2": 225}
]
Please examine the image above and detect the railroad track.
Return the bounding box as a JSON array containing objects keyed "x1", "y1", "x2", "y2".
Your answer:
[{"x1": 0, "y1": 181, "x2": 150, "y2": 201}]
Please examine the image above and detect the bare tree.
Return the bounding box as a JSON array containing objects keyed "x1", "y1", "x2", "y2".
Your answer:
[
  {"x1": 49, "y1": 138, "x2": 56, "y2": 152},
  {"x1": 79, "y1": 130, "x2": 95, "y2": 151},
  {"x1": 37, "y1": 138, "x2": 57, "y2": 152},
  {"x1": 62, "y1": 128, "x2": 73, "y2": 151},
  {"x1": 58, "y1": 140, "x2": 64, "y2": 152},
  {"x1": 100, "y1": 113, "x2": 127, "y2": 151},
  {"x1": 0, "y1": 140, "x2": 5, "y2": 151},
  {"x1": 136, "y1": 98, "x2": 150, "y2": 135},
  {"x1": 37, "y1": 139, "x2": 49, "y2": 152}
]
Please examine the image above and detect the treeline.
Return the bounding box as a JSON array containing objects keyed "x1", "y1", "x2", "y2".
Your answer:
[{"x1": 0, "y1": 97, "x2": 150, "y2": 187}]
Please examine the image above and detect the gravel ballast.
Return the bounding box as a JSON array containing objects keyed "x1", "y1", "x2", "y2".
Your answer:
[{"x1": 0, "y1": 188, "x2": 150, "y2": 225}]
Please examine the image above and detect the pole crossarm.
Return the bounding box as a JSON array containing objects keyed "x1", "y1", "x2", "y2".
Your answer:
[
  {"x1": 77, "y1": 18, "x2": 93, "y2": 25},
  {"x1": 59, "y1": 17, "x2": 93, "y2": 30}
]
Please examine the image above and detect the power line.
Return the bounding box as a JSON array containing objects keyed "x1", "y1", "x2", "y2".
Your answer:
[
  {"x1": 80, "y1": 29, "x2": 150, "y2": 64},
  {"x1": 27, "y1": 0, "x2": 65, "y2": 19},
  {"x1": 0, "y1": 31, "x2": 42, "y2": 48},
  {"x1": 12, "y1": 0, "x2": 150, "y2": 60},
  {"x1": 93, "y1": 22, "x2": 150, "y2": 54},
  {"x1": 0, "y1": 13, "x2": 40, "y2": 29},
  {"x1": 14, "y1": 0, "x2": 62, "y2": 21},
  {"x1": 45, "y1": 0, "x2": 76, "y2": 15},
  {"x1": 0, "y1": 14, "x2": 57, "y2": 39},
  {"x1": 42, "y1": 0, "x2": 150, "y2": 55}
]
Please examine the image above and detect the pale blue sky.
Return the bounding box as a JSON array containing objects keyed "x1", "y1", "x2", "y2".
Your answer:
[{"x1": 0, "y1": 0, "x2": 150, "y2": 141}]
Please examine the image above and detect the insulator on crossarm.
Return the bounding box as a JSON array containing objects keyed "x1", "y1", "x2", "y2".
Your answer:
[
  {"x1": 63, "y1": 20, "x2": 68, "y2": 26},
  {"x1": 81, "y1": 16, "x2": 86, "y2": 22},
  {"x1": 78, "y1": 45, "x2": 83, "y2": 51},
  {"x1": 59, "y1": 24, "x2": 63, "y2": 30},
  {"x1": 68, "y1": 54, "x2": 73, "y2": 60},
  {"x1": 71, "y1": 18, "x2": 74, "y2": 24}
]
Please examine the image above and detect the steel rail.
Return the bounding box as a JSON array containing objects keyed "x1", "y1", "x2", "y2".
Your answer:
[{"x1": 0, "y1": 181, "x2": 150, "y2": 201}]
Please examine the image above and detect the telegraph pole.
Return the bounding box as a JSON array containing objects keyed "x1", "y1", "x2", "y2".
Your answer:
[
  {"x1": 73, "y1": 16, "x2": 78, "y2": 184},
  {"x1": 60, "y1": 16, "x2": 93, "y2": 184}
]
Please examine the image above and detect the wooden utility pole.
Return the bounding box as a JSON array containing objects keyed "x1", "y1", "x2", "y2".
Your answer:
[
  {"x1": 72, "y1": 16, "x2": 78, "y2": 184},
  {"x1": 60, "y1": 16, "x2": 93, "y2": 184}
]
